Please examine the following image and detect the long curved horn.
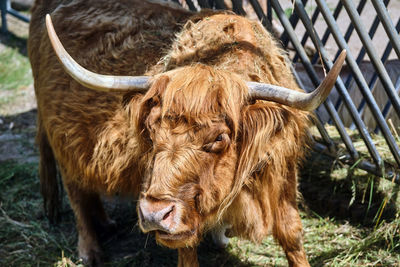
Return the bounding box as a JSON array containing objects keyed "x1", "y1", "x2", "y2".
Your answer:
[
  {"x1": 45, "y1": 14, "x2": 150, "y2": 92},
  {"x1": 247, "y1": 50, "x2": 346, "y2": 111}
]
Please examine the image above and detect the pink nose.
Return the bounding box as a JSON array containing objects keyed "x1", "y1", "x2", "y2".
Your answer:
[{"x1": 139, "y1": 198, "x2": 176, "y2": 232}]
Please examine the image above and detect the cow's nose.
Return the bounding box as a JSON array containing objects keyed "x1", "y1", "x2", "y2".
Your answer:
[{"x1": 139, "y1": 198, "x2": 176, "y2": 232}]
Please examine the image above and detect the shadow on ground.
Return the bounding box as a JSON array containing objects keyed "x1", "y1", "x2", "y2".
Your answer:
[
  {"x1": 97, "y1": 201, "x2": 255, "y2": 267},
  {"x1": 0, "y1": 31, "x2": 28, "y2": 56},
  {"x1": 300, "y1": 150, "x2": 399, "y2": 226}
]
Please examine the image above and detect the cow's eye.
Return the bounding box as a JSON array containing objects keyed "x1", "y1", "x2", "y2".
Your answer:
[
  {"x1": 215, "y1": 134, "x2": 223, "y2": 142},
  {"x1": 203, "y1": 133, "x2": 229, "y2": 153}
]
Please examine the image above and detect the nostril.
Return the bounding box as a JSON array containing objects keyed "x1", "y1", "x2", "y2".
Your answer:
[
  {"x1": 162, "y1": 205, "x2": 175, "y2": 221},
  {"x1": 139, "y1": 198, "x2": 177, "y2": 232}
]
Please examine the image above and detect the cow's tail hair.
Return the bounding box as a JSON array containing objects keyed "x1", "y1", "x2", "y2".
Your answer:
[{"x1": 37, "y1": 120, "x2": 61, "y2": 223}]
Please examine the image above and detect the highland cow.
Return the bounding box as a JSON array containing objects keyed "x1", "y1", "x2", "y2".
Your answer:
[{"x1": 28, "y1": 0, "x2": 345, "y2": 266}]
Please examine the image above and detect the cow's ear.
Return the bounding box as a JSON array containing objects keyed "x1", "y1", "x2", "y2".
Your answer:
[
  {"x1": 235, "y1": 102, "x2": 309, "y2": 189},
  {"x1": 219, "y1": 102, "x2": 293, "y2": 218},
  {"x1": 237, "y1": 102, "x2": 282, "y2": 183}
]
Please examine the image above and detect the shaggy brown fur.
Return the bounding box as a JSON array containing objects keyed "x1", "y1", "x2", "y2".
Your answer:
[{"x1": 29, "y1": 0, "x2": 310, "y2": 266}]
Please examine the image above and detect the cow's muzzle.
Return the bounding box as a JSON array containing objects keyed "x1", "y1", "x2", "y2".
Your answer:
[
  {"x1": 138, "y1": 198, "x2": 178, "y2": 233},
  {"x1": 138, "y1": 196, "x2": 200, "y2": 248}
]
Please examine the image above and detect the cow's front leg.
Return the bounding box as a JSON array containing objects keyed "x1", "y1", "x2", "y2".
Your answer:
[
  {"x1": 63, "y1": 180, "x2": 104, "y2": 266},
  {"x1": 272, "y1": 200, "x2": 309, "y2": 267},
  {"x1": 178, "y1": 247, "x2": 199, "y2": 267}
]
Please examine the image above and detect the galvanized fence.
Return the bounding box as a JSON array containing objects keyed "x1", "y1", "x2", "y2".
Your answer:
[
  {"x1": 0, "y1": 0, "x2": 30, "y2": 33},
  {"x1": 171, "y1": 0, "x2": 400, "y2": 183},
  {"x1": 274, "y1": 0, "x2": 400, "y2": 183}
]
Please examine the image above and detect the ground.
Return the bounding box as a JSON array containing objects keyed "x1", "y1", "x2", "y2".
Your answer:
[{"x1": 0, "y1": 2, "x2": 400, "y2": 267}]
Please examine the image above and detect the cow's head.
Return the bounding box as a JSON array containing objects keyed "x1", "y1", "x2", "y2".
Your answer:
[
  {"x1": 45, "y1": 14, "x2": 345, "y2": 248},
  {"x1": 135, "y1": 66, "x2": 246, "y2": 248}
]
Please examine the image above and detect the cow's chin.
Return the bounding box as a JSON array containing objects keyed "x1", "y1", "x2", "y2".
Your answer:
[{"x1": 155, "y1": 229, "x2": 199, "y2": 248}]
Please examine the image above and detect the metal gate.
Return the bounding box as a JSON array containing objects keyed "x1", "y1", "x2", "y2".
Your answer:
[
  {"x1": 173, "y1": 0, "x2": 400, "y2": 183},
  {"x1": 0, "y1": 0, "x2": 30, "y2": 33},
  {"x1": 272, "y1": 0, "x2": 400, "y2": 184}
]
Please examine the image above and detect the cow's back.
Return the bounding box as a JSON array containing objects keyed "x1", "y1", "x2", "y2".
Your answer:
[
  {"x1": 29, "y1": 0, "x2": 193, "y2": 79},
  {"x1": 28, "y1": 0, "x2": 193, "y2": 193}
]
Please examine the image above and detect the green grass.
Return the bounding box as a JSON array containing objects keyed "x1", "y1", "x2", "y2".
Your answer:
[
  {"x1": 0, "y1": 46, "x2": 32, "y2": 92},
  {"x1": 299, "y1": 151, "x2": 400, "y2": 266},
  {"x1": 0, "y1": 158, "x2": 399, "y2": 266},
  {"x1": 0, "y1": 35, "x2": 33, "y2": 114},
  {"x1": 0, "y1": 161, "x2": 77, "y2": 266}
]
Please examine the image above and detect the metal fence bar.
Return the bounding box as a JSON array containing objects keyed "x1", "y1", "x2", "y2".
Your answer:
[
  {"x1": 310, "y1": 115, "x2": 337, "y2": 153},
  {"x1": 185, "y1": 0, "x2": 197, "y2": 11},
  {"x1": 325, "y1": 0, "x2": 368, "y2": 125},
  {"x1": 372, "y1": 0, "x2": 400, "y2": 59},
  {"x1": 230, "y1": 0, "x2": 246, "y2": 15},
  {"x1": 331, "y1": 0, "x2": 367, "y2": 102},
  {"x1": 341, "y1": 0, "x2": 400, "y2": 122},
  {"x1": 334, "y1": 0, "x2": 368, "y2": 62},
  {"x1": 335, "y1": 0, "x2": 390, "y2": 114},
  {"x1": 293, "y1": 0, "x2": 383, "y2": 168},
  {"x1": 311, "y1": 1, "x2": 344, "y2": 64},
  {"x1": 0, "y1": 0, "x2": 7, "y2": 33},
  {"x1": 316, "y1": 0, "x2": 400, "y2": 167},
  {"x1": 248, "y1": 0, "x2": 271, "y2": 31},
  {"x1": 291, "y1": 64, "x2": 337, "y2": 152},
  {"x1": 266, "y1": 0, "x2": 272, "y2": 26},
  {"x1": 197, "y1": 0, "x2": 211, "y2": 8},
  {"x1": 380, "y1": 18, "x2": 400, "y2": 70},
  {"x1": 281, "y1": 0, "x2": 307, "y2": 48},
  {"x1": 213, "y1": 0, "x2": 226, "y2": 9},
  {"x1": 274, "y1": 1, "x2": 342, "y2": 153},
  {"x1": 0, "y1": 0, "x2": 29, "y2": 33},
  {"x1": 354, "y1": 1, "x2": 389, "y2": 64},
  {"x1": 271, "y1": 0, "x2": 360, "y2": 160},
  {"x1": 379, "y1": 19, "x2": 400, "y2": 119},
  {"x1": 353, "y1": 19, "x2": 398, "y2": 131},
  {"x1": 380, "y1": 76, "x2": 400, "y2": 132},
  {"x1": 313, "y1": 142, "x2": 400, "y2": 184},
  {"x1": 6, "y1": 8, "x2": 29, "y2": 22},
  {"x1": 320, "y1": 1, "x2": 343, "y2": 45},
  {"x1": 293, "y1": 4, "x2": 320, "y2": 63},
  {"x1": 343, "y1": 0, "x2": 367, "y2": 43}
]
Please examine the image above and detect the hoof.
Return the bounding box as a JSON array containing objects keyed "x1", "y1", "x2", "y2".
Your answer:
[
  {"x1": 78, "y1": 237, "x2": 104, "y2": 267},
  {"x1": 79, "y1": 247, "x2": 104, "y2": 267}
]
